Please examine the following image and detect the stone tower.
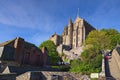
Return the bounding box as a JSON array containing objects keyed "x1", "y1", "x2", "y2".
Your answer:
[
  {"x1": 67, "y1": 18, "x2": 73, "y2": 47},
  {"x1": 73, "y1": 16, "x2": 84, "y2": 48},
  {"x1": 49, "y1": 33, "x2": 62, "y2": 46},
  {"x1": 50, "y1": 15, "x2": 95, "y2": 49},
  {"x1": 63, "y1": 18, "x2": 73, "y2": 47},
  {"x1": 62, "y1": 16, "x2": 95, "y2": 48}
]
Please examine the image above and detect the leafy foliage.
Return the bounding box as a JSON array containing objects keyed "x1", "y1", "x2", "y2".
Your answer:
[
  {"x1": 81, "y1": 46, "x2": 100, "y2": 62},
  {"x1": 85, "y1": 30, "x2": 109, "y2": 50},
  {"x1": 85, "y1": 29, "x2": 120, "y2": 50},
  {"x1": 70, "y1": 52, "x2": 102, "y2": 74},
  {"x1": 101, "y1": 29, "x2": 120, "y2": 49},
  {"x1": 70, "y1": 29, "x2": 120, "y2": 74},
  {"x1": 110, "y1": 34, "x2": 120, "y2": 48},
  {"x1": 39, "y1": 40, "x2": 59, "y2": 65},
  {"x1": 51, "y1": 65, "x2": 70, "y2": 71}
]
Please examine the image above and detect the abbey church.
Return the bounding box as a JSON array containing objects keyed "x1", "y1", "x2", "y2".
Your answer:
[{"x1": 50, "y1": 15, "x2": 95, "y2": 49}]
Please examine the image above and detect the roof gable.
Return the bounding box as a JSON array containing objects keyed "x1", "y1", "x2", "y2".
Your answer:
[{"x1": 0, "y1": 38, "x2": 16, "y2": 47}]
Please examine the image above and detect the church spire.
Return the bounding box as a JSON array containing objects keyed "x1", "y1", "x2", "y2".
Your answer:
[
  {"x1": 77, "y1": 8, "x2": 80, "y2": 17},
  {"x1": 74, "y1": 8, "x2": 81, "y2": 23}
]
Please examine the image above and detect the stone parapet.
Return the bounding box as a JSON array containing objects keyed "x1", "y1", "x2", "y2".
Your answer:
[{"x1": 99, "y1": 58, "x2": 106, "y2": 78}]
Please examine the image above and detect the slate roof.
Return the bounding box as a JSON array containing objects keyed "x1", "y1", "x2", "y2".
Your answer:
[
  {"x1": 0, "y1": 38, "x2": 16, "y2": 47},
  {"x1": 24, "y1": 41, "x2": 41, "y2": 52}
]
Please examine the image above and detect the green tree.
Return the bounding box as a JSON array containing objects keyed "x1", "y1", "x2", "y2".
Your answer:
[
  {"x1": 70, "y1": 29, "x2": 120, "y2": 74},
  {"x1": 101, "y1": 29, "x2": 119, "y2": 36},
  {"x1": 70, "y1": 57, "x2": 102, "y2": 74},
  {"x1": 39, "y1": 40, "x2": 59, "y2": 65},
  {"x1": 85, "y1": 30, "x2": 109, "y2": 50},
  {"x1": 92, "y1": 54, "x2": 102, "y2": 69},
  {"x1": 110, "y1": 34, "x2": 120, "y2": 48},
  {"x1": 70, "y1": 59, "x2": 84, "y2": 73},
  {"x1": 80, "y1": 46, "x2": 100, "y2": 63},
  {"x1": 101, "y1": 29, "x2": 120, "y2": 49}
]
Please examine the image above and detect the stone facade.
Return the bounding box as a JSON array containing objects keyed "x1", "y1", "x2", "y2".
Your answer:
[
  {"x1": 50, "y1": 16, "x2": 95, "y2": 49},
  {"x1": 49, "y1": 33, "x2": 62, "y2": 46},
  {"x1": 0, "y1": 37, "x2": 48, "y2": 66},
  {"x1": 62, "y1": 16, "x2": 95, "y2": 48}
]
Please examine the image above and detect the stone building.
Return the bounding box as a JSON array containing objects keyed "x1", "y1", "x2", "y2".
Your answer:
[
  {"x1": 49, "y1": 33, "x2": 62, "y2": 46},
  {"x1": 62, "y1": 16, "x2": 95, "y2": 48},
  {"x1": 0, "y1": 37, "x2": 48, "y2": 66},
  {"x1": 50, "y1": 15, "x2": 95, "y2": 49}
]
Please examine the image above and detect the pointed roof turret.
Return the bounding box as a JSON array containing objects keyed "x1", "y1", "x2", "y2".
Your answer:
[
  {"x1": 74, "y1": 8, "x2": 82, "y2": 23},
  {"x1": 68, "y1": 17, "x2": 72, "y2": 25}
]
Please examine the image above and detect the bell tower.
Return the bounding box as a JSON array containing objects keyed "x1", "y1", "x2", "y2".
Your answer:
[{"x1": 67, "y1": 18, "x2": 73, "y2": 47}]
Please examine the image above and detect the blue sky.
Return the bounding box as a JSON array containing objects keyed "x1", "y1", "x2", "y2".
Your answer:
[{"x1": 0, "y1": 0, "x2": 120, "y2": 46}]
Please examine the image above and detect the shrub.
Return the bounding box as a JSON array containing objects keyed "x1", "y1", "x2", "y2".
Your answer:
[{"x1": 39, "y1": 40, "x2": 59, "y2": 65}]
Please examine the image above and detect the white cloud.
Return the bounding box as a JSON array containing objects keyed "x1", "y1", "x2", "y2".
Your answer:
[{"x1": 0, "y1": 0, "x2": 57, "y2": 33}]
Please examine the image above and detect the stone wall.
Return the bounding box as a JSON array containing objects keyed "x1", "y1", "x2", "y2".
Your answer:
[
  {"x1": 112, "y1": 49, "x2": 120, "y2": 71},
  {"x1": 41, "y1": 47, "x2": 48, "y2": 66},
  {"x1": 0, "y1": 71, "x2": 93, "y2": 80},
  {"x1": 1, "y1": 46, "x2": 15, "y2": 60},
  {"x1": 0, "y1": 47, "x2": 4, "y2": 58},
  {"x1": 16, "y1": 71, "x2": 81, "y2": 80},
  {"x1": 99, "y1": 57, "x2": 106, "y2": 79},
  {"x1": 0, "y1": 73, "x2": 16, "y2": 80},
  {"x1": 49, "y1": 34, "x2": 62, "y2": 46},
  {"x1": 57, "y1": 44, "x2": 71, "y2": 55}
]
